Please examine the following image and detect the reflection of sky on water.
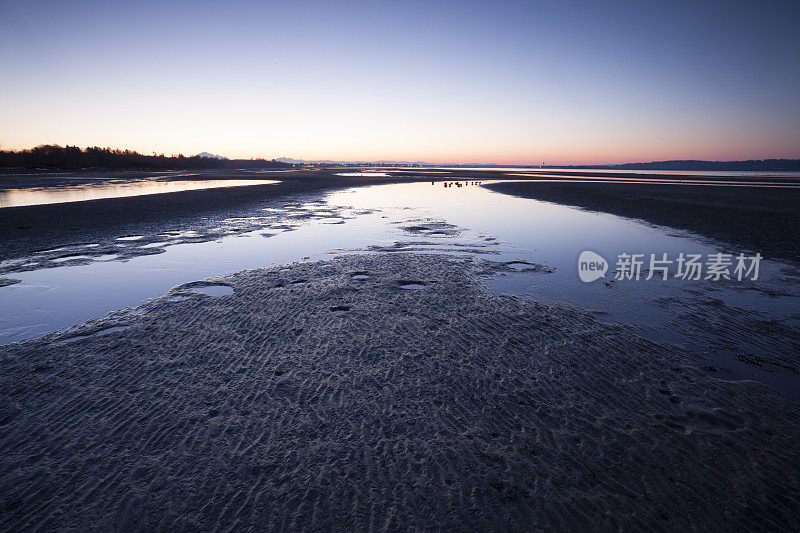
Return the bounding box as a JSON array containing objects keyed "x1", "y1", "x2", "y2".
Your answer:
[
  {"x1": 0, "y1": 179, "x2": 279, "y2": 208},
  {"x1": 1, "y1": 181, "x2": 798, "y2": 399},
  {"x1": 498, "y1": 176, "x2": 800, "y2": 188},
  {"x1": 437, "y1": 168, "x2": 800, "y2": 178}
]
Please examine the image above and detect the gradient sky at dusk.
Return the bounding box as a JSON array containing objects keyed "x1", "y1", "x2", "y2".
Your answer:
[{"x1": 1, "y1": 0, "x2": 798, "y2": 164}]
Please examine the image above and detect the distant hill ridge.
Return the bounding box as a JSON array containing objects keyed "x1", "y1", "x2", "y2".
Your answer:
[{"x1": 587, "y1": 159, "x2": 800, "y2": 171}]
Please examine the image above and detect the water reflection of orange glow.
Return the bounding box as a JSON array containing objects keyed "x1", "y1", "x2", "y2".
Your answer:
[
  {"x1": 0, "y1": 179, "x2": 279, "y2": 208},
  {"x1": 503, "y1": 175, "x2": 800, "y2": 188}
]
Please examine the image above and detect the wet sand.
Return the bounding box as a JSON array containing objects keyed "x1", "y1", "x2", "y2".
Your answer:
[
  {"x1": 3, "y1": 170, "x2": 800, "y2": 530},
  {"x1": 483, "y1": 180, "x2": 800, "y2": 265},
  {"x1": 6, "y1": 167, "x2": 798, "y2": 266},
  {"x1": 2, "y1": 253, "x2": 799, "y2": 530},
  {"x1": 0, "y1": 169, "x2": 416, "y2": 262}
]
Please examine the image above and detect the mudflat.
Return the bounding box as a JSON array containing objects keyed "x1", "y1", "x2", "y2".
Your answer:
[
  {"x1": 0, "y1": 169, "x2": 435, "y2": 261},
  {"x1": 2, "y1": 253, "x2": 798, "y2": 530},
  {"x1": 484, "y1": 179, "x2": 800, "y2": 265},
  {"x1": 5, "y1": 168, "x2": 798, "y2": 266}
]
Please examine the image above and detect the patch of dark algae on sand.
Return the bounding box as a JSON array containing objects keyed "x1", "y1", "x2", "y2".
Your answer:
[{"x1": 1, "y1": 253, "x2": 799, "y2": 531}]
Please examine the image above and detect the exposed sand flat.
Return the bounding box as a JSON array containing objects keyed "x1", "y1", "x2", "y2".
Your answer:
[
  {"x1": 1, "y1": 253, "x2": 799, "y2": 531},
  {"x1": 0, "y1": 169, "x2": 426, "y2": 263},
  {"x1": 483, "y1": 180, "x2": 800, "y2": 265}
]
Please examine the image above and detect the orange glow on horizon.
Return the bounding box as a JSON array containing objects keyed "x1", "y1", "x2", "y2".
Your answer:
[{"x1": 3, "y1": 141, "x2": 796, "y2": 167}]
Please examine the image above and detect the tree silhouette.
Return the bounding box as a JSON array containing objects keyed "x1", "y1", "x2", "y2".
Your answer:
[{"x1": 0, "y1": 145, "x2": 296, "y2": 170}]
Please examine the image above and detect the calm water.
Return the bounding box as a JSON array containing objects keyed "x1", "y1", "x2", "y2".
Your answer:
[
  {"x1": 1, "y1": 181, "x2": 798, "y2": 399},
  {"x1": 0, "y1": 179, "x2": 279, "y2": 208},
  {"x1": 437, "y1": 167, "x2": 800, "y2": 178},
  {"x1": 499, "y1": 175, "x2": 800, "y2": 188}
]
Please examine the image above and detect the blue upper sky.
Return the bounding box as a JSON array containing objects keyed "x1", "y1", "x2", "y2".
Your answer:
[{"x1": 1, "y1": 0, "x2": 798, "y2": 164}]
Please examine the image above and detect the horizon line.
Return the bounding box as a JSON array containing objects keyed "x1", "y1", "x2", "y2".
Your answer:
[{"x1": 2, "y1": 144, "x2": 799, "y2": 168}]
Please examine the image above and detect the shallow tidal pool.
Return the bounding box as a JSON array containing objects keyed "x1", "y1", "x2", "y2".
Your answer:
[{"x1": 1, "y1": 180, "x2": 798, "y2": 400}]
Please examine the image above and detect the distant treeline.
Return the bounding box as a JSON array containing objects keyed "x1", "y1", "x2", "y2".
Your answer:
[
  {"x1": 0, "y1": 145, "x2": 295, "y2": 170},
  {"x1": 569, "y1": 159, "x2": 800, "y2": 171}
]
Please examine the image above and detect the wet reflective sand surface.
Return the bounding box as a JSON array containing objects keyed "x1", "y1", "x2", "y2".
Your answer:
[
  {"x1": 0, "y1": 178, "x2": 279, "y2": 208},
  {"x1": 2, "y1": 177, "x2": 800, "y2": 531},
  {"x1": 1, "y1": 180, "x2": 798, "y2": 400}
]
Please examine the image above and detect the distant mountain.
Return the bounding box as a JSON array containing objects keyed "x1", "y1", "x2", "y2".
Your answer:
[
  {"x1": 555, "y1": 159, "x2": 800, "y2": 171},
  {"x1": 196, "y1": 152, "x2": 228, "y2": 160},
  {"x1": 608, "y1": 159, "x2": 800, "y2": 171}
]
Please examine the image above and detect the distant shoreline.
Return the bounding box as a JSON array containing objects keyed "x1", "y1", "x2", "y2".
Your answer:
[
  {"x1": 484, "y1": 179, "x2": 800, "y2": 265},
  {"x1": 2, "y1": 144, "x2": 798, "y2": 172},
  {"x1": 3, "y1": 166, "x2": 800, "y2": 269},
  {"x1": 549, "y1": 159, "x2": 800, "y2": 172},
  {"x1": 0, "y1": 145, "x2": 296, "y2": 172}
]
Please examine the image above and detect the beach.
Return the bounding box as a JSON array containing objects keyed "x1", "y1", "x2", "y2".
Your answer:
[
  {"x1": 484, "y1": 177, "x2": 800, "y2": 265},
  {"x1": 4, "y1": 168, "x2": 800, "y2": 268},
  {"x1": 5, "y1": 0, "x2": 800, "y2": 529},
  {"x1": 2, "y1": 252, "x2": 799, "y2": 530},
  {"x1": 1, "y1": 170, "x2": 800, "y2": 530},
  {"x1": 0, "y1": 169, "x2": 435, "y2": 263}
]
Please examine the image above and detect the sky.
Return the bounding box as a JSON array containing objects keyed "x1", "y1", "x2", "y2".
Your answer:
[{"x1": 1, "y1": 0, "x2": 799, "y2": 165}]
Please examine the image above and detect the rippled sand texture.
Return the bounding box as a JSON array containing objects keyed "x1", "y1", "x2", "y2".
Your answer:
[{"x1": 1, "y1": 254, "x2": 799, "y2": 531}]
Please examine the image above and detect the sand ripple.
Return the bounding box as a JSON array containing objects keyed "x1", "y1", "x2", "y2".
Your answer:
[{"x1": 1, "y1": 254, "x2": 799, "y2": 531}]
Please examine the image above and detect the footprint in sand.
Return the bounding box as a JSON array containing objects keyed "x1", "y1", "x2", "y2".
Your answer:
[{"x1": 397, "y1": 280, "x2": 426, "y2": 289}]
